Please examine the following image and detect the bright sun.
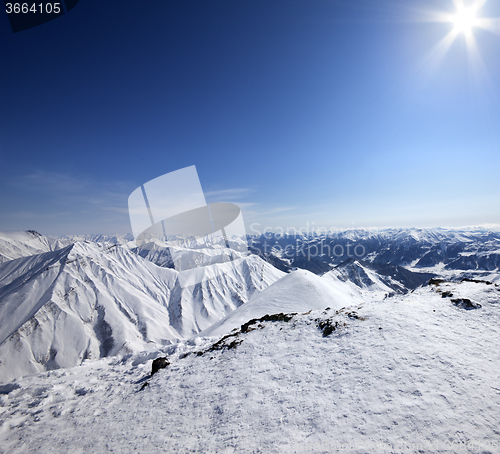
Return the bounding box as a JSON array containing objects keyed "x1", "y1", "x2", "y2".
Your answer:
[
  {"x1": 452, "y1": 6, "x2": 478, "y2": 34},
  {"x1": 423, "y1": 0, "x2": 499, "y2": 82}
]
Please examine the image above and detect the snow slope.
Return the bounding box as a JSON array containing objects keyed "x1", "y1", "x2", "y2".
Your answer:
[
  {"x1": 200, "y1": 269, "x2": 362, "y2": 337},
  {"x1": 0, "y1": 242, "x2": 284, "y2": 383},
  {"x1": 0, "y1": 231, "x2": 62, "y2": 263},
  {"x1": 134, "y1": 236, "x2": 248, "y2": 271},
  {"x1": 0, "y1": 280, "x2": 498, "y2": 453},
  {"x1": 54, "y1": 233, "x2": 134, "y2": 247},
  {"x1": 324, "y1": 259, "x2": 436, "y2": 301}
]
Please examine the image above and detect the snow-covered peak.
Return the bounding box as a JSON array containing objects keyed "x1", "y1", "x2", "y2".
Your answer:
[
  {"x1": 0, "y1": 230, "x2": 60, "y2": 263},
  {"x1": 0, "y1": 241, "x2": 284, "y2": 383},
  {"x1": 199, "y1": 269, "x2": 362, "y2": 337}
]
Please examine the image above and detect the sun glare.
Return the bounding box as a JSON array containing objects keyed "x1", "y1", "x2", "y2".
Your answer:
[
  {"x1": 452, "y1": 6, "x2": 478, "y2": 34},
  {"x1": 420, "y1": 0, "x2": 499, "y2": 89}
]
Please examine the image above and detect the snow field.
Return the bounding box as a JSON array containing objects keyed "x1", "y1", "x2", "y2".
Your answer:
[{"x1": 0, "y1": 280, "x2": 499, "y2": 453}]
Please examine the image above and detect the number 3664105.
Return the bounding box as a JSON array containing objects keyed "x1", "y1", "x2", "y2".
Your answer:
[{"x1": 6, "y1": 3, "x2": 62, "y2": 14}]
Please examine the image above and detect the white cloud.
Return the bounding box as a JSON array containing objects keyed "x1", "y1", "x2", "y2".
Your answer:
[{"x1": 204, "y1": 188, "x2": 254, "y2": 201}]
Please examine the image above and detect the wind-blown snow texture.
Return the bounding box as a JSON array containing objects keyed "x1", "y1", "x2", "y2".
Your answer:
[
  {"x1": 0, "y1": 279, "x2": 499, "y2": 453},
  {"x1": 0, "y1": 228, "x2": 499, "y2": 453}
]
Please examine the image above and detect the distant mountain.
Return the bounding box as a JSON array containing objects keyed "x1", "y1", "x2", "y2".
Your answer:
[
  {"x1": 0, "y1": 230, "x2": 63, "y2": 263},
  {"x1": 0, "y1": 231, "x2": 135, "y2": 264},
  {"x1": 249, "y1": 227, "x2": 500, "y2": 273},
  {"x1": 326, "y1": 259, "x2": 436, "y2": 295},
  {"x1": 54, "y1": 233, "x2": 134, "y2": 246},
  {"x1": 134, "y1": 236, "x2": 248, "y2": 271},
  {"x1": 45, "y1": 228, "x2": 500, "y2": 274}
]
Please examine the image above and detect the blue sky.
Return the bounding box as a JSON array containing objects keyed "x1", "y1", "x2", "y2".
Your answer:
[{"x1": 1, "y1": 0, "x2": 499, "y2": 235}]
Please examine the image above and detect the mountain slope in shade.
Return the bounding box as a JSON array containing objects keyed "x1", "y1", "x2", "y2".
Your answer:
[
  {"x1": 325, "y1": 259, "x2": 436, "y2": 297},
  {"x1": 200, "y1": 269, "x2": 362, "y2": 337},
  {"x1": 0, "y1": 242, "x2": 284, "y2": 383},
  {"x1": 250, "y1": 226, "x2": 500, "y2": 272}
]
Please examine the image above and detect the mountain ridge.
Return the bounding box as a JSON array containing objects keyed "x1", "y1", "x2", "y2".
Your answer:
[{"x1": 0, "y1": 240, "x2": 284, "y2": 383}]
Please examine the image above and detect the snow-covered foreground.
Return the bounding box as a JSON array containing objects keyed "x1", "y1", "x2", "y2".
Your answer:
[{"x1": 1, "y1": 280, "x2": 499, "y2": 453}]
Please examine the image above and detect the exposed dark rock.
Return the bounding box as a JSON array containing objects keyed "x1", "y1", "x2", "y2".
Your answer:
[
  {"x1": 428, "y1": 278, "x2": 445, "y2": 286},
  {"x1": 191, "y1": 332, "x2": 244, "y2": 358},
  {"x1": 451, "y1": 298, "x2": 482, "y2": 310},
  {"x1": 460, "y1": 278, "x2": 493, "y2": 285},
  {"x1": 186, "y1": 313, "x2": 297, "y2": 358},
  {"x1": 441, "y1": 291, "x2": 453, "y2": 298},
  {"x1": 151, "y1": 357, "x2": 169, "y2": 375},
  {"x1": 140, "y1": 382, "x2": 149, "y2": 390},
  {"x1": 0, "y1": 383, "x2": 20, "y2": 394},
  {"x1": 95, "y1": 305, "x2": 114, "y2": 357},
  {"x1": 241, "y1": 313, "x2": 295, "y2": 333},
  {"x1": 316, "y1": 307, "x2": 365, "y2": 336},
  {"x1": 317, "y1": 319, "x2": 341, "y2": 337},
  {"x1": 26, "y1": 230, "x2": 42, "y2": 237},
  {"x1": 345, "y1": 310, "x2": 364, "y2": 320},
  {"x1": 206, "y1": 337, "x2": 242, "y2": 353}
]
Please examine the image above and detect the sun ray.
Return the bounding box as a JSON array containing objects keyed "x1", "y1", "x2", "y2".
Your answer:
[
  {"x1": 416, "y1": 0, "x2": 498, "y2": 91},
  {"x1": 422, "y1": 30, "x2": 459, "y2": 75},
  {"x1": 464, "y1": 30, "x2": 493, "y2": 96},
  {"x1": 476, "y1": 17, "x2": 500, "y2": 34}
]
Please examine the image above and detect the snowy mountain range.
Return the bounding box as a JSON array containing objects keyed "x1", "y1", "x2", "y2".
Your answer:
[
  {"x1": 0, "y1": 228, "x2": 499, "y2": 453},
  {"x1": 0, "y1": 233, "x2": 283, "y2": 383},
  {"x1": 250, "y1": 227, "x2": 500, "y2": 275}
]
